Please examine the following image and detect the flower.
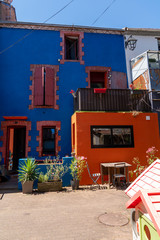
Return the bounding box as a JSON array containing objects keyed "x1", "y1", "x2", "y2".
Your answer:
[
  {"x1": 146, "y1": 146, "x2": 158, "y2": 165},
  {"x1": 70, "y1": 90, "x2": 76, "y2": 98},
  {"x1": 146, "y1": 146, "x2": 157, "y2": 154},
  {"x1": 129, "y1": 83, "x2": 134, "y2": 90},
  {"x1": 70, "y1": 90, "x2": 74, "y2": 94},
  {"x1": 69, "y1": 155, "x2": 87, "y2": 181}
]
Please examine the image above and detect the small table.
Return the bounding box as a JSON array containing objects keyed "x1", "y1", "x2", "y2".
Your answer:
[{"x1": 100, "y1": 162, "x2": 131, "y2": 189}]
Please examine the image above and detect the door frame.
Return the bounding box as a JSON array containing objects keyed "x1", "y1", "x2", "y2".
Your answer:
[
  {"x1": 8, "y1": 126, "x2": 26, "y2": 170},
  {"x1": 0, "y1": 119, "x2": 31, "y2": 169}
]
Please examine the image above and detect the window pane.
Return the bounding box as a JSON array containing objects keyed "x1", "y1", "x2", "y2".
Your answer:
[
  {"x1": 158, "y1": 39, "x2": 160, "y2": 51},
  {"x1": 112, "y1": 128, "x2": 131, "y2": 146},
  {"x1": 92, "y1": 128, "x2": 112, "y2": 146},
  {"x1": 65, "y1": 36, "x2": 79, "y2": 60},
  {"x1": 148, "y1": 52, "x2": 159, "y2": 69},
  {"x1": 42, "y1": 128, "x2": 55, "y2": 155}
]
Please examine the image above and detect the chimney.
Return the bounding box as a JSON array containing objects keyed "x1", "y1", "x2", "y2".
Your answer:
[{"x1": 0, "y1": 0, "x2": 17, "y2": 21}]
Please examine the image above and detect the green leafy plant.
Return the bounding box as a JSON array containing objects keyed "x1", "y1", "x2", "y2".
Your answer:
[
  {"x1": 129, "y1": 146, "x2": 159, "y2": 178},
  {"x1": 46, "y1": 163, "x2": 68, "y2": 181},
  {"x1": 69, "y1": 156, "x2": 87, "y2": 180},
  {"x1": 18, "y1": 158, "x2": 39, "y2": 183},
  {"x1": 43, "y1": 155, "x2": 61, "y2": 164},
  {"x1": 38, "y1": 156, "x2": 68, "y2": 183},
  {"x1": 38, "y1": 172, "x2": 49, "y2": 183},
  {"x1": 129, "y1": 157, "x2": 145, "y2": 178}
]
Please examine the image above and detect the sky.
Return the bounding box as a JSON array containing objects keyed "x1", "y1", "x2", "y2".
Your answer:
[{"x1": 12, "y1": 0, "x2": 160, "y2": 30}]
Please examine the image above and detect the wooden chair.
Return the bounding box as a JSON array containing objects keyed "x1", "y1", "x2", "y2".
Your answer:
[{"x1": 113, "y1": 162, "x2": 126, "y2": 188}]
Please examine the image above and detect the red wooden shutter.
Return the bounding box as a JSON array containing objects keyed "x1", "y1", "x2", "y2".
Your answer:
[
  {"x1": 45, "y1": 67, "x2": 55, "y2": 106},
  {"x1": 34, "y1": 67, "x2": 44, "y2": 106}
]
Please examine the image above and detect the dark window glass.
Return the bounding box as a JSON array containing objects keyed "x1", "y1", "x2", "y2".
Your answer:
[
  {"x1": 92, "y1": 128, "x2": 112, "y2": 146},
  {"x1": 90, "y1": 72, "x2": 105, "y2": 88},
  {"x1": 112, "y1": 128, "x2": 132, "y2": 146},
  {"x1": 65, "y1": 36, "x2": 79, "y2": 60},
  {"x1": 42, "y1": 128, "x2": 55, "y2": 155},
  {"x1": 158, "y1": 39, "x2": 160, "y2": 51},
  {"x1": 91, "y1": 126, "x2": 134, "y2": 148}
]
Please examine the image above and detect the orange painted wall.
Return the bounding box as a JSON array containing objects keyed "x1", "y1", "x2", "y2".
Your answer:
[{"x1": 71, "y1": 112, "x2": 160, "y2": 185}]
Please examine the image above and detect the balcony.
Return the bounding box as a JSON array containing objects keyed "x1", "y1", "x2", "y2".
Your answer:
[{"x1": 74, "y1": 88, "x2": 151, "y2": 112}]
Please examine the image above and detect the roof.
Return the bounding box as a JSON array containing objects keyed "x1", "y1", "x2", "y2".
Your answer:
[
  {"x1": 125, "y1": 159, "x2": 160, "y2": 198},
  {"x1": 126, "y1": 189, "x2": 160, "y2": 237},
  {"x1": 0, "y1": 21, "x2": 124, "y2": 35},
  {"x1": 124, "y1": 27, "x2": 160, "y2": 37}
]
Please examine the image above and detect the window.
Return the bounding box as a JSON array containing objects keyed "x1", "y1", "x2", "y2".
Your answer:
[
  {"x1": 60, "y1": 31, "x2": 84, "y2": 64},
  {"x1": 65, "y1": 36, "x2": 79, "y2": 60},
  {"x1": 90, "y1": 72, "x2": 106, "y2": 88},
  {"x1": 91, "y1": 126, "x2": 134, "y2": 148},
  {"x1": 34, "y1": 66, "x2": 55, "y2": 106},
  {"x1": 42, "y1": 127, "x2": 55, "y2": 155},
  {"x1": 29, "y1": 65, "x2": 59, "y2": 109},
  {"x1": 85, "y1": 66, "x2": 111, "y2": 88},
  {"x1": 36, "y1": 121, "x2": 61, "y2": 157},
  {"x1": 148, "y1": 52, "x2": 160, "y2": 69},
  {"x1": 158, "y1": 39, "x2": 160, "y2": 51}
]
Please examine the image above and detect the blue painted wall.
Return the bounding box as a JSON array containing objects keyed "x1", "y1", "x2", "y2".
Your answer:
[{"x1": 0, "y1": 26, "x2": 127, "y2": 163}]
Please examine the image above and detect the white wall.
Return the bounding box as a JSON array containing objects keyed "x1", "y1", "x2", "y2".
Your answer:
[{"x1": 125, "y1": 35, "x2": 159, "y2": 85}]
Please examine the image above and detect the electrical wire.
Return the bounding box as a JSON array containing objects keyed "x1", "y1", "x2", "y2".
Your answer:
[
  {"x1": 43, "y1": 0, "x2": 74, "y2": 24},
  {"x1": 0, "y1": 0, "x2": 74, "y2": 55},
  {"x1": 91, "y1": 0, "x2": 117, "y2": 26}
]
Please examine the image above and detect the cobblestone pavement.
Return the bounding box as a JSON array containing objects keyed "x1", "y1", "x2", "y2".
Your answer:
[{"x1": 0, "y1": 187, "x2": 132, "y2": 240}]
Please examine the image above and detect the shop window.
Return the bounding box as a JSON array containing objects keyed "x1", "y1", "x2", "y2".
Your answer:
[
  {"x1": 42, "y1": 127, "x2": 55, "y2": 155},
  {"x1": 91, "y1": 126, "x2": 134, "y2": 148},
  {"x1": 29, "y1": 65, "x2": 59, "y2": 109}
]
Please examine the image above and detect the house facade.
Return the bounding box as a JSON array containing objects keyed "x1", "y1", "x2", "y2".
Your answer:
[
  {"x1": 0, "y1": 21, "x2": 127, "y2": 171},
  {"x1": 124, "y1": 28, "x2": 160, "y2": 132},
  {"x1": 124, "y1": 28, "x2": 160, "y2": 85}
]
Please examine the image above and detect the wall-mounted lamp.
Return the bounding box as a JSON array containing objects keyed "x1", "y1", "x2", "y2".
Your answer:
[{"x1": 125, "y1": 35, "x2": 137, "y2": 51}]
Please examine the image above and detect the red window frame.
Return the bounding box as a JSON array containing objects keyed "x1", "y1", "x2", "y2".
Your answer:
[
  {"x1": 60, "y1": 31, "x2": 84, "y2": 65},
  {"x1": 37, "y1": 121, "x2": 61, "y2": 157},
  {"x1": 85, "y1": 66, "x2": 112, "y2": 88}
]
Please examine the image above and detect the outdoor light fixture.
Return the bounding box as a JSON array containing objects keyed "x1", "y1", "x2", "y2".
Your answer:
[{"x1": 125, "y1": 35, "x2": 137, "y2": 51}]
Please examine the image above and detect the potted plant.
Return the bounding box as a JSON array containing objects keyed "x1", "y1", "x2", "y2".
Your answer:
[
  {"x1": 18, "y1": 158, "x2": 39, "y2": 194},
  {"x1": 69, "y1": 156, "x2": 87, "y2": 190},
  {"x1": 38, "y1": 161, "x2": 68, "y2": 192}
]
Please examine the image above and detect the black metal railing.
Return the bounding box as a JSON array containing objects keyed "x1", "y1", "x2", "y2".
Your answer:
[{"x1": 74, "y1": 88, "x2": 151, "y2": 112}]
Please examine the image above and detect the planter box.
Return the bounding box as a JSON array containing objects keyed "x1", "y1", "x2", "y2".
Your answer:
[
  {"x1": 38, "y1": 180, "x2": 62, "y2": 192},
  {"x1": 94, "y1": 88, "x2": 107, "y2": 93}
]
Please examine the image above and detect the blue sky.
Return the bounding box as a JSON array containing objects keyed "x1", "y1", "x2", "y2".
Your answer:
[{"x1": 13, "y1": 0, "x2": 160, "y2": 29}]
